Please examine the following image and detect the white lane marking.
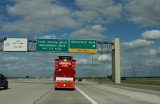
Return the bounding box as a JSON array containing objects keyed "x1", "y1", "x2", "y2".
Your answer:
[
  {"x1": 33, "y1": 88, "x2": 52, "y2": 104},
  {"x1": 76, "y1": 86, "x2": 98, "y2": 104}
]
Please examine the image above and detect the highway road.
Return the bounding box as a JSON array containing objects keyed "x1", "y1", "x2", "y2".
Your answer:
[{"x1": 0, "y1": 79, "x2": 160, "y2": 104}]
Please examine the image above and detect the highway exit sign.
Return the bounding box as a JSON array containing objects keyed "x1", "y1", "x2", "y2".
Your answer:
[
  {"x1": 69, "y1": 40, "x2": 97, "y2": 53},
  {"x1": 36, "y1": 39, "x2": 68, "y2": 52}
]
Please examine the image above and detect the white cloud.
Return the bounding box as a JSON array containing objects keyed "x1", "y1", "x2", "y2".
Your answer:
[
  {"x1": 0, "y1": 0, "x2": 122, "y2": 35},
  {"x1": 144, "y1": 59, "x2": 160, "y2": 67},
  {"x1": 34, "y1": 35, "x2": 51, "y2": 39},
  {"x1": 0, "y1": 53, "x2": 54, "y2": 77},
  {"x1": 77, "y1": 58, "x2": 88, "y2": 64},
  {"x1": 91, "y1": 25, "x2": 106, "y2": 31},
  {"x1": 125, "y1": 0, "x2": 160, "y2": 26},
  {"x1": 76, "y1": 54, "x2": 111, "y2": 65},
  {"x1": 29, "y1": 52, "x2": 66, "y2": 64},
  {"x1": 124, "y1": 48, "x2": 160, "y2": 68},
  {"x1": 3, "y1": 56, "x2": 20, "y2": 61},
  {"x1": 98, "y1": 55, "x2": 111, "y2": 62},
  {"x1": 70, "y1": 25, "x2": 106, "y2": 40},
  {"x1": 0, "y1": 55, "x2": 28, "y2": 70},
  {"x1": 74, "y1": 0, "x2": 122, "y2": 23},
  {"x1": 142, "y1": 30, "x2": 160, "y2": 40},
  {"x1": 156, "y1": 48, "x2": 160, "y2": 57},
  {"x1": 122, "y1": 39, "x2": 154, "y2": 51},
  {"x1": 88, "y1": 54, "x2": 111, "y2": 63},
  {"x1": 1, "y1": 0, "x2": 79, "y2": 33},
  {"x1": 135, "y1": 49, "x2": 156, "y2": 56}
]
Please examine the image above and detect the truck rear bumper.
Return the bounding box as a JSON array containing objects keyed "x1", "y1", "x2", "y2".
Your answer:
[{"x1": 54, "y1": 81, "x2": 75, "y2": 88}]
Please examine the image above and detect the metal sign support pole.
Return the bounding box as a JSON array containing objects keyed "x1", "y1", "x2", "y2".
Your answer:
[
  {"x1": 112, "y1": 38, "x2": 120, "y2": 83},
  {"x1": 92, "y1": 53, "x2": 94, "y2": 80}
]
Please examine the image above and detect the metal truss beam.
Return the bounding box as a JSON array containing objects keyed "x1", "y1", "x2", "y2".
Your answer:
[
  {"x1": 0, "y1": 39, "x2": 3, "y2": 52},
  {"x1": 97, "y1": 41, "x2": 113, "y2": 53}
]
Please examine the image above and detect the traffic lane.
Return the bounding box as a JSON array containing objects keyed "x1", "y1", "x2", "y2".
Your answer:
[
  {"x1": 34, "y1": 88, "x2": 91, "y2": 104},
  {"x1": 76, "y1": 81, "x2": 160, "y2": 104},
  {"x1": 0, "y1": 79, "x2": 53, "y2": 104}
]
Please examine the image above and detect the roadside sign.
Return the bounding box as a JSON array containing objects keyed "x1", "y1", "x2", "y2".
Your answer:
[
  {"x1": 4, "y1": 38, "x2": 27, "y2": 52},
  {"x1": 69, "y1": 40, "x2": 97, "y2": 53},
  {"x1": 36, "y1": 39, "x2": 68, "y2": 52},
  {"x1": 50, "y1": 35, "x2": 55, "y2": 39}
]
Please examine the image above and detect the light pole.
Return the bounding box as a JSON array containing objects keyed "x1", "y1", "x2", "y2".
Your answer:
[
  {"x1": 92, "y1": 53, "x2": 94, "y2": 80},
  {"x1": 132, "y1": 66, "x2": 135, "y2": 78},
  {"x1": 106, "y1": 68, "x2": 108, "y2": 79},
  {"x1": 89, "y1": 20, "x2": 95, "y2": 80}
]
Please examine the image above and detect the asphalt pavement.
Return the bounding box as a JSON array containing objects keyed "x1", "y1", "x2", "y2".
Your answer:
[{"x1": 0, "y1": 79, "x2": 160, "y2": 104}]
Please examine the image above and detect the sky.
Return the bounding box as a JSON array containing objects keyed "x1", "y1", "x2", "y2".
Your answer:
[{"x1": 0, "y1": 0, "x2": 160, "y2": 78}]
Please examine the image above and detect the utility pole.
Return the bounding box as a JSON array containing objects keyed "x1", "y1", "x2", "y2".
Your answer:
[
  {"x1": 132, "y1": 67, "x2": 135, "y2": 78},
  {"x1": 124, "y1": 69, "x2": 125, "y2": 77},
  {"x1": 106, "y1": 68, "x2": 108, "y2": 79},
  {"x1": 150, "y1": 71, "x2": 152, "y2": 77}
]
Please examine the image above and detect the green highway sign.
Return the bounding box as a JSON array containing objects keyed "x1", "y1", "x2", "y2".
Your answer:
[
  {"x1": 69, "y1": 40, "x2": 97, "y2": 53},
  {"x1": 36, "y1": 39, "x2": 68, "y2": 52}
]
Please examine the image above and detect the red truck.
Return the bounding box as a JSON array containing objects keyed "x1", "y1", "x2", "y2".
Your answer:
[{"x1": 54, "y1": 56, "x2": 76, "y2": 90}]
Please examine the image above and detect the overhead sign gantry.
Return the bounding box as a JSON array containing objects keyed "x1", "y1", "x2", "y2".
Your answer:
[{"x1": 0, "y1": 38, "x2": 120, "y2": 83}]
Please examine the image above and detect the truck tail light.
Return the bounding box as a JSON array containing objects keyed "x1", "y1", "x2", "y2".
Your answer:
[
  {"x1": 72, "y1": 62, "x2": 76, "y2": 67},
  {"x1": 55, "y1": 61, "x2": 58, "y2": 67}
]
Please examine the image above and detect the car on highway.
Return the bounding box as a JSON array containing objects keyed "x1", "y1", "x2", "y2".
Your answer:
[
  {"x1": 0, "y1": 74, "x2": 8, "y2": 89},
  {"x1": 121, "y1": 77, "x2": 126, "y2": 80},
  {"x1": 78, "y1": 77, "x2": 82, "y2": 82}
]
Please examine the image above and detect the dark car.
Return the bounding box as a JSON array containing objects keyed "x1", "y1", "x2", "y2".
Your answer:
[
  {"x1": 107, "y1": 75, "x2": 112, "y2": 80},
  {"x1": 26, "y1": 76, "x2": 30, "y2": 78},
  {"x1": 121, "y1": 77, "x2": 126, "y2": 80},
  {"x1": 78, "y1": 77, "x2": 82, "y2": 82},
  {"x1": 0, "y1": 74, "x2": 8, "y2": 89}
]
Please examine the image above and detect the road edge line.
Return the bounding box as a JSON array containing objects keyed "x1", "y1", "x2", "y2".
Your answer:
[{"x1": 76, "y1": 86, "x2": 98, "y2": 104}]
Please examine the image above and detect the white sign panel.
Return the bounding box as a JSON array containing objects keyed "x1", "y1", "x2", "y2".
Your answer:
[
  {"x1": 56, "y1": 77, "x2": 73, "y2": 81},
  {"x1": 4, "y1": 38, "x2": 27, "y2": 51}
]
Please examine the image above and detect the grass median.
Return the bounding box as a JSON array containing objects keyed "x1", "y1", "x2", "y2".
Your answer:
[
  {"x1": 121, "y1": 78, "x2": 160, "y2": 86},
  {"x1": 86, "y1": 78, "x2": 160, "y2": 86}
]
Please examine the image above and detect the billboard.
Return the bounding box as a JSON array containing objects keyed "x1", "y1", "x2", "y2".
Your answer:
[{"x1": 4, "y1": 38, "x2": 28, "y2": 51}]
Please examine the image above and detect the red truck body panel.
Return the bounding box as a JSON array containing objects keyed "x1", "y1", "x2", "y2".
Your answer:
[
  {"x1": 54, "y1": 56, "x2": 76, "y2": 89},
  {"x1": 54, "y1": 81, "x2": 75, "y2": 88}
]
